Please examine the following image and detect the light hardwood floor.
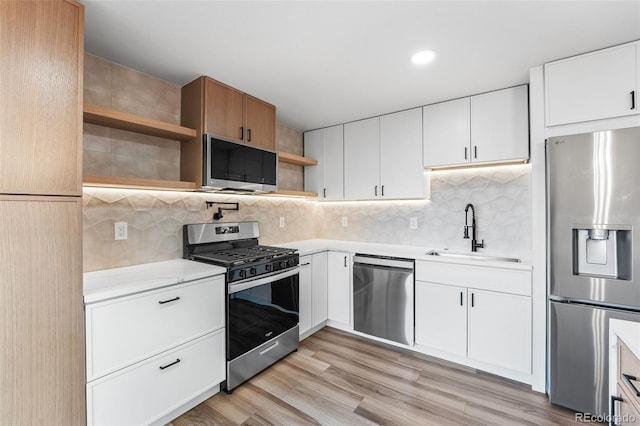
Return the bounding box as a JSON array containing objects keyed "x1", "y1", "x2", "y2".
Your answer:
[{"x1": 170, "y1": 327, "x2": 579, "y2": 425}]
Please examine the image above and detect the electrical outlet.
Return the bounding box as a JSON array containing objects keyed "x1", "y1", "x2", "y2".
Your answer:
[
  {"x1": 342, "y1": 216, "x2": 348, "y2": 227},
  {"x1": 114, "y1": 222, "x2": 128, "y2": 240},
  {"x1": 410, "y1": 217, "x2": 418, "y2": 229},
  {"x1": 279, "y1": 217, "x2": 285, "y2": 228}
]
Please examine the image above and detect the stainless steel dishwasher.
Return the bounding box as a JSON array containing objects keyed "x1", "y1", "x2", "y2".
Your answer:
[{"x1": 352, "y1": 254, "x2": 414, "y2": 345}]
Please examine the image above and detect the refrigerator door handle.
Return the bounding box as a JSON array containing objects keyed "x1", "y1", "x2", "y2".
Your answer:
[
  {"x1": 611, "y1": 395, "x2": 623, "y2": 426},
  {"x1": 623, "y1": 373, "x2": 640, "y2": 397}
]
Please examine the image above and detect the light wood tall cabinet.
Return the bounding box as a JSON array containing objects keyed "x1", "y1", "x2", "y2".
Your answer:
[
  {"x1": 0, "y1": 0, "x2": 83, "y2": 196},
  {"x1": 181, "y1": 76, "x2": 276, "y2": 187},
  {"x1": 0, "y1": 2, "x2": 85, "y2": 424}
]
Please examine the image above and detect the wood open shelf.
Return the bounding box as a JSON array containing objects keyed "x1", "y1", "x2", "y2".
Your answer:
[
  {"x1": 278, "y1": 152, "x2": 317, "y2": 166},
  {"x1": 83, "y1": 103, "x2": 197, "y2": 142},
  {"x1": 268, "y1": 189, "x2": 318, "y2": 198},
  {"x1": 83, "y1": 174, "x2": 197, "y2": 191}
]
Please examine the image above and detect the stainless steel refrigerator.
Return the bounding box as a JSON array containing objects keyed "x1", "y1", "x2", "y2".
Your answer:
[{"x1": 548, "y1": 127, "x2": 640, "y2": 416}]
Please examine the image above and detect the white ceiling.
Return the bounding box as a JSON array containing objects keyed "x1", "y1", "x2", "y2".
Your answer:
[{"x1": 82, "y1": 0, "x2": 640, "y2": 132}]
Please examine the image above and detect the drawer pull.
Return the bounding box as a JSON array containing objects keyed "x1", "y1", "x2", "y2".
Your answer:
[
  {"x1": 259, "y1": 341, "x2": 279, "y2": 355},
  {"x1": 158, "y1": 296, "x2": 180, "y2": 305},
  {"x1": 623, "y1": 373, "x2": 640, "y2": 396},
  {"x1": 159, "y1": 358, "x2": 181, "y2": 370},
  {"x1": 611, "y1": 395, "x2": 623, "y2": 426}
]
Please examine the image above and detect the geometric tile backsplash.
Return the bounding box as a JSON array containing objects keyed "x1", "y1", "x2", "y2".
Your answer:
[
  {"x1": 82, "y1": 53, "x2": 531, "y2": 271},
  {"x1": 83, "y1": 164, "x2": 531, "y2": 271}
]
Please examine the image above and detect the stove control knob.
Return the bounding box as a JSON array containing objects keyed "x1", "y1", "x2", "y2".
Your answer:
[
  {"x1": 280, "y1": 261, "x2": 287, "y2": 269},
  {"x1": 240, "y1": 270, "x2": 248, "y2": 278},
  {"x1": 265, "y1": 264, "x2": 272, "y2": 272},
  {"x1": 250, "y1": 267, "x2": 257, "y2": 276}
]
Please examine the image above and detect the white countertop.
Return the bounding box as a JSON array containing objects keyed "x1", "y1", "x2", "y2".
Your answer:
[
  {"x1": 277, "y1": 239, "x2": 532, "y2": 271},
  {"x1": 83, "y1": 259, "x2": 226, "y2": 304},
  {"x1": 611, "y1": 319, "x2": 640, "y2": 360}
]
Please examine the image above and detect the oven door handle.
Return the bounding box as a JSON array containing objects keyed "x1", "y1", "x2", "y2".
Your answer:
[{"x1": 228, "y1": 266, "x2": 300, "y2": 294}]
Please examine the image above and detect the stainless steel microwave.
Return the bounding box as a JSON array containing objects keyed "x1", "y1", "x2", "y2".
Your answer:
[{"x1": 202, "y1": 134, "x2": 278, "y2": 193}]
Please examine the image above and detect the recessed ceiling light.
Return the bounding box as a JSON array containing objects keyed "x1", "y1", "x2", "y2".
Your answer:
[{"x1": 411, "y1": 50, "x2": 436, "y2": 65}]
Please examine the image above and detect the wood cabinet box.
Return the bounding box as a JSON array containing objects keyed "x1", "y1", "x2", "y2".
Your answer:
[{"x1": 181, "y1": 76, "x2": 276, "y2": 188}]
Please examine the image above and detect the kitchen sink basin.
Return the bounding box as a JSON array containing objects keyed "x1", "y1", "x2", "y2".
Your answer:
[{"x1": 425, "y1": 250, "x2": 521, "y2": 263}]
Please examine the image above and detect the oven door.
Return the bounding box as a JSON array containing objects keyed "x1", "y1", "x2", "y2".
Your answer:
[{"x1": 227, "y1": 267, "x2": 299, "y2": 361}]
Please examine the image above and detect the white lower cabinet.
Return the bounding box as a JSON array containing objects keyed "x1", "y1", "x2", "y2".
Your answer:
[
  {"x1": 327, "y1": 251, "x2": 351, "y2": 327},
  {"x1": 85, "y1": 275, "x2": 226, "y2": 425},
  {"x1": 299, "y1": 256, "x2": 313, "y2": 336},
  {"x1": 467, "y1": 289, "x2": 531, "y2": 374},
  {"x1": 415, "y1": 281, "x2": 466, "y2": 357},
  {"x1": 415, "y1": 261, "x2": 532, "y2": 382},
  {"x1": 311, "y1": 252, "x2": 329, "y2": 327},
  {"x1": 87, "y1": 330, "x2": 225, "y2": 426},
  {"x1": 299, "y1": 252, "x2": 329, "y2": 338}
]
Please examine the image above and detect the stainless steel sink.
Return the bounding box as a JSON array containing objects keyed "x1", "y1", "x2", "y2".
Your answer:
[{"x1": 425, "y1": 250, "x2": 521, "y2": 263}]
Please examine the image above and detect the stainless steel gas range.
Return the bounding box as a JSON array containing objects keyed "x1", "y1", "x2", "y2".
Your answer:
[{"x1": 183, "y1": 221, "x2": 299, "y2": 393}]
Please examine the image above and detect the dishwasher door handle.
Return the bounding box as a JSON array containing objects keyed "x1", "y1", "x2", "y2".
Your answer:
[{"x1": 353, "y1": 255, "x2": 413, "y2": 270}]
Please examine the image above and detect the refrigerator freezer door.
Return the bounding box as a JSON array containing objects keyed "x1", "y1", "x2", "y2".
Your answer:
[
  {"x1": 549, "y1": 301, "x2": 640, "y2": 416},
  {"x1": 547, "y1": 127, "x2": 640, "y2": 308}
]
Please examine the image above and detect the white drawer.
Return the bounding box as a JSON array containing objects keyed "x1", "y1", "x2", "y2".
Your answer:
[
  {"x1": 416, "y1": 261, "x2": 531, "y2": 296},
  {"x1": 87, "y1": 329, "x2": 225, "y2": 426},
  {"x1": 86, "y1": 276, "x2": 224, "y2": 381}
]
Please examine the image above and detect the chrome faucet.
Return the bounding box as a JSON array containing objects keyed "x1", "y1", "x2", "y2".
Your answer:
[{"x1": 464, "y1": 203, "x2": 484, "y2": 252}]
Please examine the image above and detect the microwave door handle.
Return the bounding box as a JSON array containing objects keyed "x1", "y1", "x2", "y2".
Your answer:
[{"x1": 228, "y1": 266, "x2": 300, "y2": 294}]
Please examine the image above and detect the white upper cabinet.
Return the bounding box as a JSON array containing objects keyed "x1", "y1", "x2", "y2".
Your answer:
[
  {"x1": 344, "y1": 117, "x2": 381, "y2": 200},
  {"x1": 423, "y1": 98, "x2": 471, "y2": 167},
  {"x1": 545, "y1": 41, "x2": 639, "y2": 126},
  {"x1": 379, "y1": 108, "x2": 425, "y2": 199},
  {"x1": 344, "y1": 110, "x2": 426, "y2": 200},
  {"x1": 423, "y1": 85, "x2": 529, "y2": 168},
  {"x1": 470, "y1": 85, "x2": 529, "y2": 163},
  {"x1": 304, "y1": 125, "x2": 344, "y2": 200}
]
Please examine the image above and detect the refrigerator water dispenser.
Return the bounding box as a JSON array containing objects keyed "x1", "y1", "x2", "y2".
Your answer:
[{"x1": 572, "y1": 226, "x2": 632, "y2": 280}]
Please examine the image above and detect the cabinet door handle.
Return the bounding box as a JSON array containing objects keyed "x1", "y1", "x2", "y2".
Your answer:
[
  {"x1": 248, "y1": 128, "x2": 252, "y2": 142},
  {"x1": 159, "y1": 358, "x2": 181, "y2": 370},
  {"x1": 374, "y1": 185, "x2": 378, "y2": 196},
  {"x1": 623, "y1": 373, "x2": 640, "y2": 396},
  {"x1": 300, "y1": 262, "x2": 311, "y2": 266},
  {"x1": 381, "y1": 185, "x2": 385, "y2": 196},
  {"x1": 460, "y1": 291, "x2": 463, "y2": 306},
  {"x1": 474, "y1": 145, "x2": 478, "y2": 159},
  {"x1": 631, "y1": 90, "x2": 636, "y2": 110},
  {"x1": 464, "y1": 147, "x2": 468, "y2": 160},
  {"x1": 323, "y1": 188, "x2": 326, "y2": 198},
  {"x1": 611, "y1": 395, "x2": 623, "y2": 426},
  {"x1": 240, "y1": 126, "x2": 244, "y2": 140},
  {"x1": 158, "y1": 296, "x2": 180, "y2": 305},
  {"x1": 471, "y1": 293, "x2": 475, "y2": 307},
  {"x1": 344, "y1": 256, "x2": 347, "y2": 267}
]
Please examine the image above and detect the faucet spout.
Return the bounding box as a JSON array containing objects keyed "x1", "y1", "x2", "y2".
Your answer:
[{"x1": 463, "y1": 203, "x2": 484, "y2": 252}]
